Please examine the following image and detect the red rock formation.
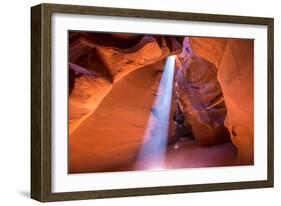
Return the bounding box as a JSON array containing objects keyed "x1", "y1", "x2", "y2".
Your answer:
[
  {"x1": 68, "y1": 32, "x2": 253, "y2": 173},
  {"x1": 70, "y1": 62, "x2": 165, "y2": 173},
  {"x1": 69, "y1": 32, "x2": 182, "y2": 173},
  {"x1": 69, "y1": 32, "x2": 182, "y2": 136},
  {"x1": 189, "y1": 37, "x2": 228, "y2": 70},
  {"x1": 190, "y1": 37, "x2": 254, "y2": 164},
  {"x1": 175, "y1": 38, "x2": 230, "y2": 146},
  {"x1": 68, "y1": 62, "x2": 112, "y2": 135}
]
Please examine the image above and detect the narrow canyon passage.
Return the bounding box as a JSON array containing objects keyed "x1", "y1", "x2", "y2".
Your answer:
[
  {"x1": 69, "y1": 57, "x2": 237, "y2": 173},
  {"x1": 68, "y1": 32, "x2": 253, "y2": 174}
]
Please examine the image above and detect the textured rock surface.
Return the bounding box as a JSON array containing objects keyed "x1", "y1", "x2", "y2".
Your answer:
[
  {"x1": 69, "y1": 32, "x2": 182, "y2": 136},
  {"x1": 189, "y1": 37, "x2": 228, "y2": 69},
  {"x1": 175, "y1": 38, "x2": 230, "y2": 146},
  {"x1": 68, "y1": 32, "x2": 253, "y2": 173},
  {"x1": 69, "y1": 33, "x2": 183, "y2": 173},
  {"x1": 190, "y1": 37, "x2": 254, "y2": 164},
  {"x1": 70, "y1": 62, "x2": 164, "y2": 173},
  {"x1": 68, "y1": 63, "x2": 112, "y2": 135}
]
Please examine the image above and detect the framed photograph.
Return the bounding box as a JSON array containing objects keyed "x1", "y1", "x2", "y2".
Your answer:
[{"x1": 31, "y1": 3, "x2": 274, "y2": 202}]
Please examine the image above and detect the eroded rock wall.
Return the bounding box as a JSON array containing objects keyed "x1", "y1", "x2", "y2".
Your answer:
[
  {"x1": 69, "y1": 32, "x2": 182, "y2": 136},
  {"x1": 68, "y1": 32, "x2": 253, "y2": 173},
  {"x1": 69, "y1": 33, "x2": 182, "y2": 172},
  {"x1": 175, "y1": 38, "x2": 230, "y2": 146},
  {"x1": 190, "y1": 37, "x2": 254, "y2": 164}
]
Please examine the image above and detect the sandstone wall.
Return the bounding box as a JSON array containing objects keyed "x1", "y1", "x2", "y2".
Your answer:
[{"x1": 190, "y1": 37, "x2": 254, "y2": 164}]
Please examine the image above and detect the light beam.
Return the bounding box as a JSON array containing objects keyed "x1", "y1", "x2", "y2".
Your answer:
[{"x1": 135, "y1": 55, "x2": 176, "y2": 170}]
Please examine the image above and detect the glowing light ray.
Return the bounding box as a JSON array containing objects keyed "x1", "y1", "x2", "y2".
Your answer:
[{"x1": 135, "y1": 55, "x2": 176, "y2": 170}]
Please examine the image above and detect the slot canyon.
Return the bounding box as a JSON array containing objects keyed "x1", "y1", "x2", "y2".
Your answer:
[{"x1": 68, "y1": 32, "x2": 254, "y2": 174}]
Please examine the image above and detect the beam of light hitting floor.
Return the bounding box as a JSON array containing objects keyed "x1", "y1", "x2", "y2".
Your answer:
[{"x1": 135, "y1": 55, "x2": 176, "y2": 170}]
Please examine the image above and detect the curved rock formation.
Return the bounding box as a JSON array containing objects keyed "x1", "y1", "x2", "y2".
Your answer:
[
  {"x1": 69, "y1": 32, "x2": 183, "y2": 173},
  {"x1": 68, "y1": 32, "x2": 253, "y2": 173},
  {"x1": 69, "y1": 62, "x2": 165, "y2": 173},
  {"x1": 175, "y1": 38, "x2": 230, "y2": 146},
  {"x1": 190, "y1": 37, "x2": 254, "y2": 164},
  {"x1": 69, "y1": 32, "x2": 182, "y2": 136}
]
